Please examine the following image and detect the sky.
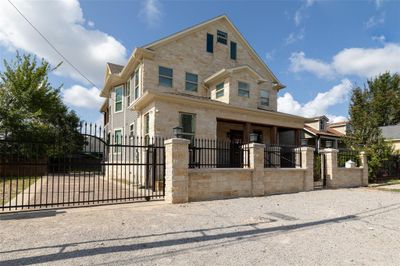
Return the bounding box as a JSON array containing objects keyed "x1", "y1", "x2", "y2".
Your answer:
[{"x1": 0, "y1": 0, "x2": 399, "y2": 125}]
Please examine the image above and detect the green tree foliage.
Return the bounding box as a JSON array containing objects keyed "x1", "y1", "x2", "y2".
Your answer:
[
  {"x1": 345, "y1": 72, "x2": 400, "y2": 179},
  {"x1": 0, "y1": 53, "x2": 83, "y2": 157}
]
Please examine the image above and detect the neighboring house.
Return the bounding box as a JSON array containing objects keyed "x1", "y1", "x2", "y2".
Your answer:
[
  {"x1": 302, "y1": 116, "x2": 348, "y2": 151},
  {"x1": 380, "y1": 124, "x2": 400, "y2": 152},
  {"x1": 100, "y1": 15, "x2": 307, "y2": 145}
]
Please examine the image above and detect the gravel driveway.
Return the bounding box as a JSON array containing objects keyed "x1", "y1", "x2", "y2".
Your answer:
[{"x1": 1, "y1": 188, "x2": 400, "y2": 265}]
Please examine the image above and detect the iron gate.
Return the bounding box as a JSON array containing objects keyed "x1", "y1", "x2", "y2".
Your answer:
[
  {"x1": 0, "y1": 125, "x2": 165, "y2": 212},
  {"x1": 314, "y1": 151, "x2": 326, "y2": 188}
]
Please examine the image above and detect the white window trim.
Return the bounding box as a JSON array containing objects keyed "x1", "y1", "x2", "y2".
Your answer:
[
  {"x1": 114, "y1": 86, "x2": 124, "y2": 113},
  {"x1": 129, "y1": 122, "x2": 135, "y2": 137}
]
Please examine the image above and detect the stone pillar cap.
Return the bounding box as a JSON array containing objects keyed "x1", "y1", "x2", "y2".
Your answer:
[{"x1": 164, "y1": 138, "x2": 191, "y2": 145}]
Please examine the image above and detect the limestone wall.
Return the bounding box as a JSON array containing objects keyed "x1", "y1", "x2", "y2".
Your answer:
[
  {"x1": 188, "y1": 169, "x2": 252, "y2": 201},
  {"x1": 263, "y1": 168, "x2": 308, "y2": 195},
  {"x1": 327, "y1": 168, "x2": 364, "y2": 189}
]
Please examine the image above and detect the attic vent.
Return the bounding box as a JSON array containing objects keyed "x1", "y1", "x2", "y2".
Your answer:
[{"x1": 217, "y1": 30, "x2": 228, "y2": 45}]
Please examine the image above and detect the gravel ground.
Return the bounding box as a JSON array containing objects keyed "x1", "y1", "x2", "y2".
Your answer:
[{"x1": 1, "y1": 188, "x2": 400, "y2": 265}]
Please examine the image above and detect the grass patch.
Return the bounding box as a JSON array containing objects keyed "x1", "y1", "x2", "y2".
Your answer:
[
  {"x1": 369, "y1": 178, "x2": 400, "y2": 187},
  {"x1": 376, "y1": 188, "x2": 400, "y2": 193},
  {"x1": 0, "y1": 176, "x2": 40, "y2": 205}
]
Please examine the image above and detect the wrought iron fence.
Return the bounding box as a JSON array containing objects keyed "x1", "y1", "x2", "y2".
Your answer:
[
  {"x1": 337, "y1": 149, "x2": 360, "y2": 167},
  {"x1": 0, "y1": 123, "x2": 165, "y2": 212},
  {"x1": 264, "y1": 144, "x2": 302, "y2": 168},
  {"x1": 189, "y1": 139, "x2": 249, "y2": 168},
  {"x1": 376, "y1": 155, "x2": 400, "y2": 179}
]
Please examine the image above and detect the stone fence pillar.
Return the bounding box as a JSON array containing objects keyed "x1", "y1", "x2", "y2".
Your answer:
[
  {"x1": 300, "y1": 147, "x2": 315, "y2": 191},
  {"x1": 164, "y1": 138, "x2": 190, "y2": 204},
  {"x1": 360, "y1": 151, "x2": 369, "y2": 186},
  {"x1": 321, "y1": 148, "x2": 338, "y2": 188},
  {"x1": 247, "y1": 143, "x2": 265, "y2": 196}
]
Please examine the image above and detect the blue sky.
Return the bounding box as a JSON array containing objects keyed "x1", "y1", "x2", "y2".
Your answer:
[{"x1": 0, "y1": 0, "x2": 399, "y2": 124}]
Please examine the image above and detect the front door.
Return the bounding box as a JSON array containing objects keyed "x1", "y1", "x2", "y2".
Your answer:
[{"x1": 229, "y1": 130, "x2": 244, "y2": 167}]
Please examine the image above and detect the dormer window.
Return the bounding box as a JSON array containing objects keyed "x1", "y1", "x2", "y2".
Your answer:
[
  {"x1": 320, "y1": 120, "x2": 326, "y2": 131},
  {"x1": 216, "y1": 82, "x2": 224, "y2": 98},
  {"x1": 217, "y1": 30, "x2": 228, "y2": 45}
]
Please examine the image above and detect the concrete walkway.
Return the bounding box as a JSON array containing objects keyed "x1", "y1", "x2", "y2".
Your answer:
[{"x1": 1, "y1": 188, "x2": 400, "y2": 265}]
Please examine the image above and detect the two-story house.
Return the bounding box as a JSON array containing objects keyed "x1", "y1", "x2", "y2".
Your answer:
[
  {"x1": 100, "y1": 15, "x2": 307, "y2": 145},
  {"x1": 302, "y1": 116, "x2": 349, "y2": 151}
]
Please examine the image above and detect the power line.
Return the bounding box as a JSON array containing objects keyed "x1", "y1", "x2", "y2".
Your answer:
[{"x1": 7, "y1": 0, "x2": 99, "y2": 88}]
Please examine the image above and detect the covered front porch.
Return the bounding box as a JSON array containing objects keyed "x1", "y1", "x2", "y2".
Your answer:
[{"x1": 216, "y1": 118, "x2": 301, "y2": 145}]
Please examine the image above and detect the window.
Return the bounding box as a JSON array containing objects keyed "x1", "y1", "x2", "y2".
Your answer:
[
  {"x1": 134, "y1": 67, "x2": 140, "y2": 100},
  {"x1": 159, "y1": 66, "x2": 173, "y2": 87},
  {"x1": 180, "y1": 113, "x2": 196, "y2": 142},
  {"x1": 238, "y1": 81, "x2": 249, "y2": 97},
  {"x1": 126, "y1": 80, "x2": 131, "y2": 105},
  {"x1": 320, "y1": 120, "x2": 326, "y2": 131},
  {"x1": 114, "y1": 129, "x2": 122, "y2": 153},
  {"x1": 216, "y1": 82, "x2": 224, "y2": 98},
  {"x1": 217, "y1": 30, "x2": 228, "y2": 45},
  {"x1": 115, "y1": 86, "x2": 123, "y2": 112},
  {"x1": 230, "y1": 41, "x2": 237, "y2": 60},
  {"x1": 129, "y1": 123, "x2": 135, "y2": 137},
  {"x1": 144, "y1": 113, "x2": 150, "y2": 145},
  {"x1": 260, "y1": 90, "x2": 269, "y2": 106},
  {"x1": 185, "y1": 72, "x2": 198, "y2": 92},
  {"x1": 206, "y1": 33, "x2": 214, "y2": 53}
]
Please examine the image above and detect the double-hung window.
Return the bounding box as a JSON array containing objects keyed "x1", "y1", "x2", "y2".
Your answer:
[
  {"x1": 180, "y1": 113, "x2": 196, "y2": 142},
  {"x1": 238, "y1": 81, "x2": 250, "y2": 97},
  {"x1": 216, "y1": 82, "x2": 224, "y2": 98},
  {"x1": 126, "y1": 80, "x2": 131, "y2": 105},
  {"x1": 185, "y1": 72, "x2": 198, "y2": 92},
  {"x1": 144, "y1": 113, "x2": 150, "y2": 144},
  {"x1": 114, "y1": 129, "x2": 122, "y2": 153},
  {"x1": 159, "y1": 66, "x2": 173, "y2": 87},
  {"x1": 260, "y1": 90, "x2": 269, "y2": 106},
  {"x1": 115, "y1": 86, "x2": 123, "y2": 112},
  {"x1": 134, "y1": 68, "x2": 140, "y2": 100},
  {"x1": 217, "y1": 30, "x2": 228, "y2": 45}
]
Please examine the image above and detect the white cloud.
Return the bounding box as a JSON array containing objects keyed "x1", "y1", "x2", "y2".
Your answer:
[
  {"x1": 278, "y1": 79, "x2": 352, "y2": 119},
  {"x1": 294, "y1": 0, "x2": 316, "y2": 26},
  {"x1": 139, "y1": 0, "x2": 162, "y2": 28},
  {"x1": 265, "y1": 49, "x2": 276, "y2": 61},
  {"x1": 63, "y1": 85, "x2": 103, "y2": 110},
  {"x1": 372, "y1": 35, "x2": 386, "y2": 44},
  {"x1": 327, "y1": 115, "x2": 348, "y2": 123},
  {"x1": 87, "y1": 20, "x2": 95, "y2": 27},
  {"x1": 285, "y1": 29, "x2": 305, "y2": 45},
  {"x1": 289, "y1": 44, "x2": 400, "y2": 79},
  {"x1": 0, "y1": 0, "x2": 127, "y2": 86},
  {"x1": 365, "y1": 12, "x2": 385, "y2": 29},
  {"x1": 289, "y1": 52, "x2": 334, "y2": 78}
]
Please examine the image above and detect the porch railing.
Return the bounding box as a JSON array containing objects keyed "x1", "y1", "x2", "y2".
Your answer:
[
  {"x1": 188, "y1": 139, "x2": 249, "y2": 168},
  {"x1": 264, "y1": 144, "x2": 302, "y2": 168}
]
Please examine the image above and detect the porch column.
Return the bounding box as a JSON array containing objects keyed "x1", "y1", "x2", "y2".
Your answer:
[
  {"x1": 244, "y1": 122, "x2": 251, "y2": 143},
  {"x1": 271, "y1": 126, "x2": 278, "y2": 144},
  {"x1": 164, "y1": 138, "x2": 190, "y2": 204},
  {"x1": 295, "y1": 129, "x2": 301, "y2": 146}
]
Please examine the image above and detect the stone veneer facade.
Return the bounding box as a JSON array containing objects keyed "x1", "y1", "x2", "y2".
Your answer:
[{"x1": 100, "y1": 15, "x2": 306, "y2": 142}]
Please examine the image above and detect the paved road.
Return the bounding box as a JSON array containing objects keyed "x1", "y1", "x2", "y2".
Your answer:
[{"x1": 1, "y1": 188, "x2": 400, "y2": 265}]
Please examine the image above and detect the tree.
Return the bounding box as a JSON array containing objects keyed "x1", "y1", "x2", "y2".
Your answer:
[
  {"x1": 0, "y1": 53, "x2": 83, "y2": 157},
  {"x1": 345, "y1": 72, "x2": 400, "y2": 179}
]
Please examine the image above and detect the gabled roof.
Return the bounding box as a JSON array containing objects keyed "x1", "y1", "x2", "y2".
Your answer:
[
  {"x1": 304, "y1": 125, "x2": 344, "y2": 138},
  {"x1": 143, "y1": 15, "x2": 284, "y2": 89},
  {"x1": 380, "y1": 124, "x2": 400, "y2": 139},
  {"x1": 203, "y1": 65, "x2": 270, "y2": 86},
  {"x1": 107, "y1": 62, "x2": 124, "y2": 74}
]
